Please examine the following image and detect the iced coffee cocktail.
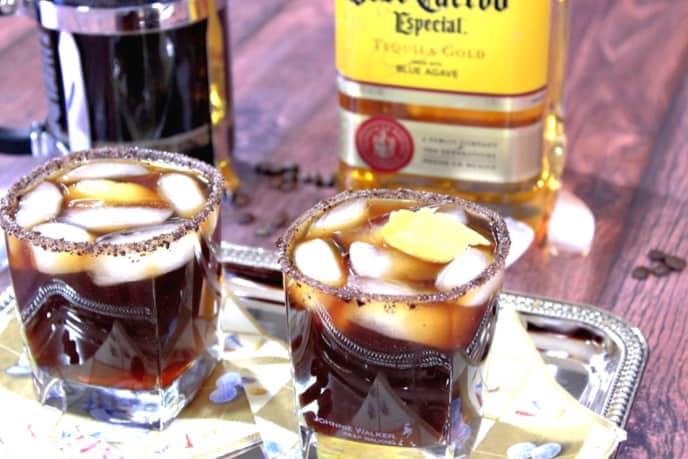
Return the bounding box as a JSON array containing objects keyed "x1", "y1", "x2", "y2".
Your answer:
[
  {"x1": 0, "y1": 147, "x2": 224, "y2": 429},
  {"x1": 278, "y1": 189, "x2": 510, "y2": 457}
]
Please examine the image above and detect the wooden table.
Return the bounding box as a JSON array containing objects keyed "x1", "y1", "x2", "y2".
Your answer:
[{"x1": 1, "y1": 1, "x2": 687, "y2": 457}]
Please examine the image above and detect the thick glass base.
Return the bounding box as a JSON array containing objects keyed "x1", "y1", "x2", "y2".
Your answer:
[
  {"x1": 31, "y1": 350, "x2": 219, "y2": 430},
  {"x1": 300, "y1": 426, "x2": 469, "y2": 459}
]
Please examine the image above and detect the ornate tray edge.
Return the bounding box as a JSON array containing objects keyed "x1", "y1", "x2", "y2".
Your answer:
[
  {"x1": 221, "y1": 242, "x2": 280, "y2": 272},
  {"x1": 500, "y1": 291, "x2": 648, "y2": 428}
]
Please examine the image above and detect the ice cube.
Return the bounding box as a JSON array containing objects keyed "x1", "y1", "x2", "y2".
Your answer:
[
  {"x1": 504, "y1": 217, "x2": 534, "y2": 268},
  {"x1": 32, "y1": 222, "x2": 94, "y2": 274},
  {"x1": 349, "y1": 242, "x2": 391, "y2": 279},
  {"x1": 61, "y1": 207, "x2": 173, "y2": 233},
  {"x1": 435, "y1": 248, "x2": 491, "y2": 292},
  {"x1": 332, "y1": 223, "x2": 384, "y2": 249},
  {"x1": 349, "y1": 276, "x2": 418, "y2": 296},
  {"x1": 65, "y1": 179, "x2": 162, "y2": 206},
  {"x1": 547, "y1": 190, "x2": 595, "y2": 255},
  {"x1": 58, "y1": 161, "x2": 148, "y2": 183},
  {"x1": 95, "y1": 220, "x2": 184, "y2": 244},
  {"x1": 286, "y1": 278, "x2": 345, "y2": 322},
  {"x1": 366, "y1": 198, "x2": 418, "y2": 219},
  {"x1": 457, "y1": 271, "x2": 503, "y2": 307},
  {"x1": 438, "y1": 207, "x2": 468, "y2": 224},
  {"x1": 158, "y1": 173, "x2": 205, "y2": 218},
  {"x1": 307, "y1": 198, "x2": 368, "y2": 238},
  {"x1": 200, "y1": 208, "x2": 219, "y2": 239},
  {"x1": 346, "y1": 296, "x2": 481, "y2": 351},
  {"x1": 349, "y1": 242, "x2": 441, "y2": 282},
  {"x1": 88, "y1": 232, "x2": 198, "y2": 286},
  {"x1": 293, "y1": 238, "x2": 345, "y2": 287},
  {"x1": 14, "y1": 182, "x2": 63, "y2": 229},
  {"x1": 33, "y1": 221, "x2": 93, "y2": 242}
]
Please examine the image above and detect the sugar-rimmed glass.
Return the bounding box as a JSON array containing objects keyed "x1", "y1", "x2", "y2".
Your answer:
[
  {"x1": 278, "y1": 188, "x2": 510, "y2": 458},
  {"x1": 0, "y1": 147, "x2": 224, "y2": 429}
]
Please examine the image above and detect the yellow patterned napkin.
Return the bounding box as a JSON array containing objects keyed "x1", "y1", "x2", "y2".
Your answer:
[
  {"x1": 472, "y1": 306, "x2": 625, "y2": 458},
  {"x1": 0, "y1": 288, "x2": 625, "y2": 459}
]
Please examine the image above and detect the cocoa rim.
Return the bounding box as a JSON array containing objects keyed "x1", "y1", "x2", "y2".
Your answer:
[
  {"x1": 277, "y1": 188, "x2": 511, "y2": 304},
  {"x1": 0, "y1": 146, "x2": 224, "y2": 256}
]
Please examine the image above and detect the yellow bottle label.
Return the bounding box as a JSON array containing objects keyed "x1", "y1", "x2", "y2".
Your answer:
[{"x1": 335, "y1": 0, "x2": 551, "y2": 95}]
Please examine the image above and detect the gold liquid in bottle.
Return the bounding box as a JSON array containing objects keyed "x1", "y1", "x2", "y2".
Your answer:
[
  {"x1": 207, "y1": 0, "x2": 240, "y2": 191},
  {"x1": 335, "y1": 0, "x2": 569, "y2": 242}
]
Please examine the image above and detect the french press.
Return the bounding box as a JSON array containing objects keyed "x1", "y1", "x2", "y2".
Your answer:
[{"x1": 0, "y1": 0, "x2": 234, "y2": 177}]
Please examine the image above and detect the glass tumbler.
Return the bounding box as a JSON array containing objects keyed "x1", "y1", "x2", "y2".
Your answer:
[{"x1": 278, "y1": 189, "x2": 510, "y2": 457}]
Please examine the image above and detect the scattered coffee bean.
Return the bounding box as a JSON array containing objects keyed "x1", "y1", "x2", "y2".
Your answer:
[
  {"x1": 648, "y1": 249, "x2": 668, "y2": 262},
  {"x1": 631, "y1": 266, "x2": 650, "y2": 280},
  {"x1": 272, "y1": 210, "x2": 289, "y2": 228},
  {"x1": 231, "y1": 190, "x2": 251, "y2": 208},
  {"x1": 316, "y1": 172, "x2": 336, "y2": 188},
  {"x1": 269, "y1": 176, "x2": 284, "y2": 189},
  {"x1": 254, "y1": 160, "x2": 271, "y2": 174},
  {"x1": 664, "y1": 255, "x2": 686, "y2": 272},
  {"x1": 254, "y1": 225, "x2": 275, "y2": 237},
  {"x1": 279, "y1": 180, "x2": 297, "y2": 192},
  {"x1": 282, "y1": 162, "x2": 299, "y2": 174},
  {"x1": 237, "y1": 212, "x2": 255, "y2": 225},
  {"x1": 301, "y1": 172, "x2": 316, "y2": 184},
  {"x1": 651, "y1": 263, "x2": 671, "y2": 277},
  {"x1": 282, "y1": 169, "x2": 299, "y2": 183},
  {"x1": 255, "y1": 160, "x2": 285, "y2": 176},
  {"x1": 269, "y1": 163, "x2": 288, "y2": 175}
]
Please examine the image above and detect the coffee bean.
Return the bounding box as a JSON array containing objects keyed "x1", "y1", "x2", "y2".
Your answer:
[
  {"x1": 279, "y1": 180, "x2": 297, "y2": 192},
  {"x1": 254, "y1": 160, "x2": 271, "y2": 174},
  {"x1": 664, "y1": 255, "x2": 686, "y2": 271},
  {"x1": 231, "y1": 191, "x2": 251, "y2": 208},
  {"x1": 631, "y1": 266, "x2": 650, "y2": 280},
  {"x1": 316, "y1": 172, "x2": 336, "y2": 188},
  {"x1": 272, "y1": 163, "x2": 289, "y2": 175},
  {"x1": 282, "y1": 162, "x2": 299, "y2": 174},
  {"x1": 648, "y1": 249, "x2": 668, "y2": 262},
  {"x1": 326, "y1": 173, "x2": 337, "y2": 187},
  {"x1": 255, "y1": 160, "x2": 285, "y2": 176},
  {"x1": 237, "y1": 212, "x2": 255, "y2": 225},
  {"x1": 282, "y1": 169, "x2": 299, "y2": 183},
  {"x1": 651, "y1": 263, "x2": 671, "y2": 277},
  {"x1": 255, "y1": 225, "x2": 274, "y2": 237}
]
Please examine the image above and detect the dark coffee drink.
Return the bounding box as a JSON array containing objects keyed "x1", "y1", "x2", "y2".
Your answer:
[
  {"x1": 0, "y1": 147, "x2": 224, "y2": 428},
  {"x1": 279, "y1": 189, "x2": 510, "y2": 457}
]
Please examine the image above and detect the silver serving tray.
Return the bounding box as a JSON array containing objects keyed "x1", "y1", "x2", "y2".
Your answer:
[{"x1": 220, "y1": 242, "x2": 648, "y2": 430}]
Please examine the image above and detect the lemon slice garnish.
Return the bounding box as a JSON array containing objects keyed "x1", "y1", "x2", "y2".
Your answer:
[{"x1": 381, "y1": 208, "x2": 490, "y2": 263}]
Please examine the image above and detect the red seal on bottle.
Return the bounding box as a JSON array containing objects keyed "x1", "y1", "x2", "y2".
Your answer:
[{"x1": 355, "y1": 116, "x2": 414, "y2": 172}]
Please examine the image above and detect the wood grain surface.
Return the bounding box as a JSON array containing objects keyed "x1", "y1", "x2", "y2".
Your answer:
[{"x1": 1, "y1": 1, "x2": 687, "y2": 457}]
